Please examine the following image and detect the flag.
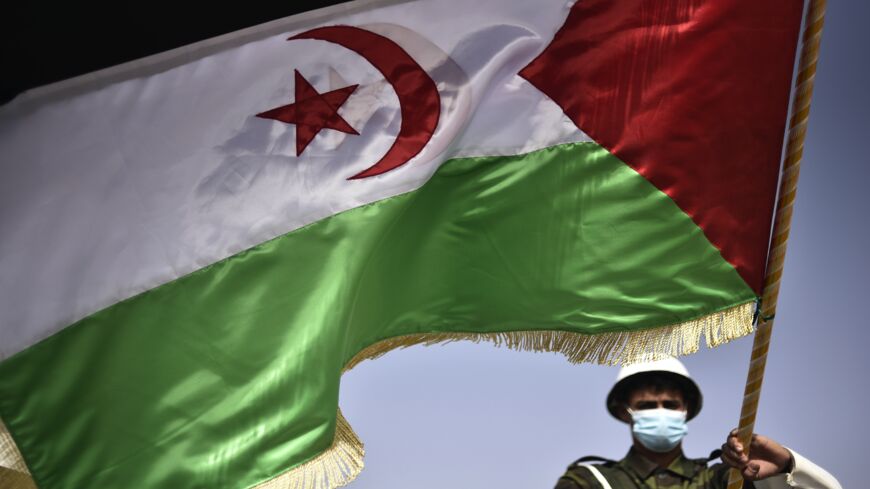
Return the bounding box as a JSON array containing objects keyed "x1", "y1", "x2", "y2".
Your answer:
[{"x1": 0, "y1": 1, "x2": 804, "y2": 488}]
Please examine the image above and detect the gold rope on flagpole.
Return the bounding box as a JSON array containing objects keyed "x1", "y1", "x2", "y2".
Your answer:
[{"x1": 726, "y1": 1, "x2": 827, "y2": 487}]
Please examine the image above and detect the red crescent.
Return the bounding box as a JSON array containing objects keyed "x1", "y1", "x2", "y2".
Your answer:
[{"x1": 289, "y1": 26, "x2": 441, "y2": 180}]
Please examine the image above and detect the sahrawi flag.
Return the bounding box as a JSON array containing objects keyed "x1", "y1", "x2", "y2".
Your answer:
[{"x1": 0, "y1": 0, "x2": 804, "y2": 488}]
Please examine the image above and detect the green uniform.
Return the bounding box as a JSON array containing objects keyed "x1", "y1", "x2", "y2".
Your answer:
[{"x1": 555, "y1": 448, "x2": 754, "y2": 489}]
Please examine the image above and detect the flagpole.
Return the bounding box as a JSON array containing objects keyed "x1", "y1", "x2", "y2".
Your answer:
[{"x1": 725, "y1": 1, "x2": 827, "y2": 487}]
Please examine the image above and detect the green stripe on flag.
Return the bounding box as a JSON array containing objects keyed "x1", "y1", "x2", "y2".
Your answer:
[{"x1": 0, "y1": 142, "x2": 755, "y2": 489}]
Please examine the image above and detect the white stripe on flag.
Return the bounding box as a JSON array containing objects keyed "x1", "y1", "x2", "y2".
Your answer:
[{"x1": 0, "y1": 0, "x2": 589, "y2": 358}]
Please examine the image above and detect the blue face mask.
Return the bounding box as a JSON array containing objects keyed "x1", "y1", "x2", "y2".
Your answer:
[{"x1": 629, "y1": 408, "x2": 688, "y2": 452}]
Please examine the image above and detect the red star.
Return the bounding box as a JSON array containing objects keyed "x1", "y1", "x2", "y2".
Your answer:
[{"x1": 257, "y1": 70, "x2": 359, "y2": 156}]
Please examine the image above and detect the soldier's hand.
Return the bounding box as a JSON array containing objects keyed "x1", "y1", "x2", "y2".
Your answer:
[{"x1": 721, "y1": 428, "x2": 792, "y2": 480}]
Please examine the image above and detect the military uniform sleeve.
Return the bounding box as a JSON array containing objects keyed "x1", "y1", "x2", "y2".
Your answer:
[
  {"x1": 751, "y1": 449, "x2": 842, "y2": 489},
  {"x1": 554, "y1": 467, "x2": 598, "y2": 489}
]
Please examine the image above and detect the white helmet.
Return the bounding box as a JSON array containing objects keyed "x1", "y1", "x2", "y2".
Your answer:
[{"x1": 606, "y1": 357, "x2": 702, "y2": 421}]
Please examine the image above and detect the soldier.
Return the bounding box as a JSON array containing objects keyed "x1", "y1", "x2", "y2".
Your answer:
[{"x1": 554, "y1": 358, "x2": 842, "y2": 489}]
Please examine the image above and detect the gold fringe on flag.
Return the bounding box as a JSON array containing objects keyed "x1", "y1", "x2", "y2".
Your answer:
[
  {"x1": 345, "y1": 301, "x2": 755, "y2": 370},
  {"x1": 0, "y1": 301, "x2": 756, "y2": 489},
  {"x1": 0, "y1": 420, "x2": 35, "y2": 489},
  {"x1": 252, "y1": 410, "x2": 365, "y2": 489}
]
